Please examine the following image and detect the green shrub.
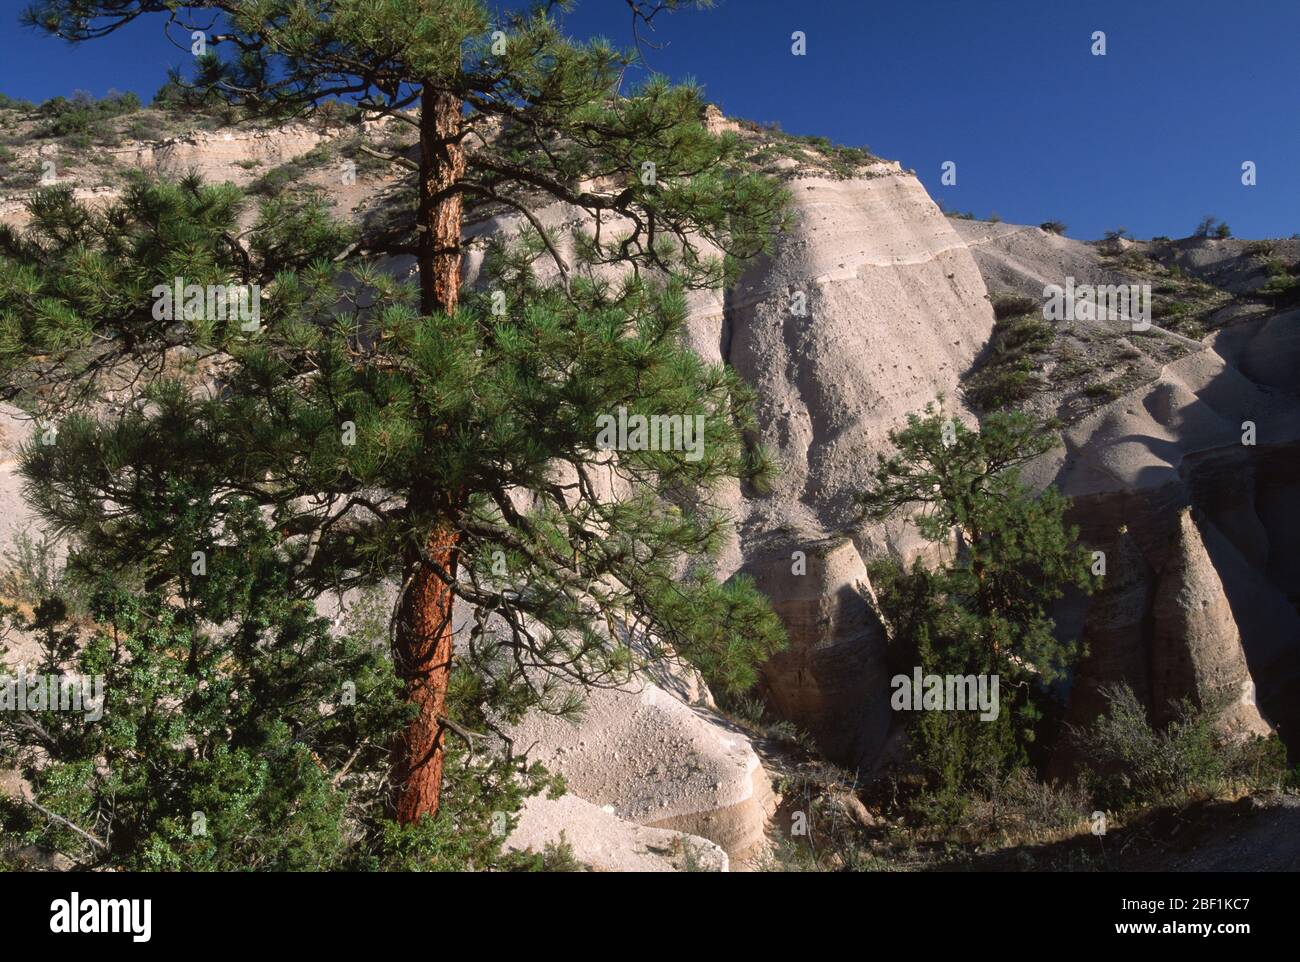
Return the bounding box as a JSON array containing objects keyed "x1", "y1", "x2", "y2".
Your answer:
[
  {"x1": 33, "y1": 90, "x2": 140, "y2": 142},
  {"x1": 964, "y1": 312, "x2": 1054, "y2": 409},
  {"x1": 340, "y1": 136, "x2": 404, "y2": 177},
  {"x1": 1083, "y1": 381, "x2": 1122, "y2": 401},
  {"x1": 1072, "y1": 684, "x2": 1288, "y2": 811},
  {"x1": 990, "y1": 292, "x2": 1040, "y2": 320},
  {"x1": 249, "y1": 146, "x2": 335, "y2": 196},
  {"x1": 1152, "y1": 299, "x2": 1191, "y2": 320},
  {"x1": 1259, "y1": 271, "x2": 1300, "y2": 307},
  {"x1": 249, "y1": 165, "x2": 294, "y2": 196},
  {"x1": 0, "y1": 570, "x2": 552, "y2": 871},
  {"x1": 0, "y1": 159, "x2": 43, "y2": 189},
  {"x1": 0, "y1": 529, "x2": 88, "y2": 614},
  {"x1": 125, "y1": 116, "x2": 169, "y2": 142}
]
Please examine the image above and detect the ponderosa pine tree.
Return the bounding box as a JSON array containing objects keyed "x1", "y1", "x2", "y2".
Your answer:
[{"x1": 6, "y1": 0, "x2": 789, "y2": 830}]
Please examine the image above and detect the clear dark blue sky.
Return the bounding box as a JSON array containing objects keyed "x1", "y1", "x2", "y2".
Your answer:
[{"x1": 3, "y1": 0, "x2": 1297, "y2": 240}]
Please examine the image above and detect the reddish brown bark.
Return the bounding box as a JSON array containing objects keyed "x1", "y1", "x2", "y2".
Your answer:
[
  {"x1": 390, "y1": 516, "x2": 461, "y2": 824},
  {"x1": 417, "y1": 86, "x2": 467, "y2": 317},
  {"x1": 389, "y1": 84, "x2": 467, "y2": 824}
]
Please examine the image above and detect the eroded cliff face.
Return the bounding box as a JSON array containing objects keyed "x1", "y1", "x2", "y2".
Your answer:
[
  {"x1": 1058, "y1": 440, "x2": 1300, "y2": 756},
  {"x1": 743, "y1": 535, "x2": 894, "y2": 772},
  {"x1": 706, "y1": 165, "x2": 996, "y2": 769},
  {"x1": 977, "y1": 226, "x2": 1300, "y2": 765},
  {"x1": 717, "y1": 166, "x2": 995, "y2": 540}
]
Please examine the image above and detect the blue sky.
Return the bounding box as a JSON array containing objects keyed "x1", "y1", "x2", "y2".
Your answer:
[{"x1": 2, "y1": 0, "x2": 1297, "y2": 240}]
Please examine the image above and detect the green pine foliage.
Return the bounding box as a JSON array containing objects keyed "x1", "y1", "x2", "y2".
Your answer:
[
  {"x1": 859, "y1": 404, "x2": 1096, "y2": 813},
  {"x1": 0, "y1": 571, "x2": 557, "y2": 870},
  {"x1": 22, "y1": 1, "x2": 789, "y2": 288},
  {"x1": 3, "y1": 178, "x2": 784, "y2": 701}
]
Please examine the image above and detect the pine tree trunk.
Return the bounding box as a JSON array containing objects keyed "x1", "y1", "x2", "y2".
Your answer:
[
  {"x1": 391, "y1": 499, "x2": 461, "y2": 824},
  {"x1": 417, "y1": 86, "x2": 466, "y2": 317},
  {"x1": 390, "y1": 85, "x2": 466, "y2": 824}
]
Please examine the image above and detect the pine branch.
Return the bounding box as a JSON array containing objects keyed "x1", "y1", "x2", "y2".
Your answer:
[{"x1": 18, "y1": 788, "x2": 109, "y2": 853}]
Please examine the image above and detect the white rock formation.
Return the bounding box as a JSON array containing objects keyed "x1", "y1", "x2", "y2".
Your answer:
[
  {"x1": 115, "y1": 123, "x2": 333, "y2": 187},
  {"x1": 501, "y1": 674, "x2": 776, "y2": 863},
  {"x1": 1150, "y1": 509, "x2": 1273, "y2": 738},
  {"x1": 505, "y1": 793, "x2": 729, "y2": 872}
]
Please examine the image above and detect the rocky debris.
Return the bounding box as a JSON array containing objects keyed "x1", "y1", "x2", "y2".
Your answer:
[
  {"x1": 505, "y1": 793, "x2": 728, "y2": 872},
  {"x1": 1118, "y1": 795, "x2": 1300, "y2": 872},
  {"x1": 963, "y1": 793, "x2": 1300, "y2": 872},
  {"x1": 950, "y1": 217, "x2": 1246, "y2": 427},
  {"x1": 1157, "y1": 237, "x2": 1300, "y2": 295},
  {"x1": 951, "y1": 219, "x2": 1119, "y2": 299}
]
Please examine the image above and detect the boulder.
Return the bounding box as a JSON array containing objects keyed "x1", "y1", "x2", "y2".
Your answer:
[
  {"x1": 501, "y1": 673, "x2": 776, "y2": 863},
  {"x1": 505, "y1": 794, "x2": 729, "y2": 872}
]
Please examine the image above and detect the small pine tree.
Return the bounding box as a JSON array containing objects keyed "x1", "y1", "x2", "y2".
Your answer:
[{"x1": 859, "y1": 404, "x2": 1095, "y2": 804}]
